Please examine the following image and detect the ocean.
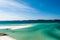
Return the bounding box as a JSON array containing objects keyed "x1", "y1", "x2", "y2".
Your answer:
[{"x1": 0, "y1": 23, "x2": 60, "y2": 40}]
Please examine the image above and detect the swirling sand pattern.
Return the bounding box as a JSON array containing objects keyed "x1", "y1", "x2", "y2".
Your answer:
[{"x1": 0, "y1": 23, "x2": 60, "y2": 40}]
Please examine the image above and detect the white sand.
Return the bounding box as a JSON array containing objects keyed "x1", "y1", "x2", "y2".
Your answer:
[
  {"x1": 10, "y1": 24, "x2": 34, "y2": 30},
  {"x1": 0, "y1": 24, "x2": 35, "y2": 30},
  {"x1": 0, "y1": 36, "x2": 16, "y2": 40}
]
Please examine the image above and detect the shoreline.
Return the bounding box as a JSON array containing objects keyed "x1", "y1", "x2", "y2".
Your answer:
[{"x1": 0, "y1": 24, "x2": 34, "y2": 30}]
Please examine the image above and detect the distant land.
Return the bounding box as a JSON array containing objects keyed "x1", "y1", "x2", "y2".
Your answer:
[{"x1": 0, "y1": 20, "x2": 60, "y2": 24}]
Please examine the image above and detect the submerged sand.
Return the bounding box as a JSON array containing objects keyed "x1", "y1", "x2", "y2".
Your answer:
[{"x1": 0, "y1": 23, "x2": 60, "y2": 40}]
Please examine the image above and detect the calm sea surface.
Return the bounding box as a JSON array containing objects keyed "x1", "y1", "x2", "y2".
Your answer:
[{"x1": 0, "y1": 23, "x2": 60, "y2": 40}]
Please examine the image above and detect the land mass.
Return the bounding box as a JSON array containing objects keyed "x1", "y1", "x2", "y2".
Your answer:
[{"x1": 0, "y1": 20, "x2": 60, "y2": 24}]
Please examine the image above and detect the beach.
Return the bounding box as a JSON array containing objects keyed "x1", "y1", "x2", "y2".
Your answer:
[
  {"x1": 0, "y1": 23, "x2": 60, "y2": 40},
  {"x1": 0, "y1": 36, "x2": 16, "y2": 40}
]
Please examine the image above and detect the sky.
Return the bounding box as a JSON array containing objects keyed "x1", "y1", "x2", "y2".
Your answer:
[{"x1": 0, "y1": 0, "x2": 60, "y2": 20}]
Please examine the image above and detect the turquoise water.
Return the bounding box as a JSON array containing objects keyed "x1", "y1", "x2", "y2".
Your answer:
[{"x1": 0, "y1": 23, "x2": 60, "y2": 40}]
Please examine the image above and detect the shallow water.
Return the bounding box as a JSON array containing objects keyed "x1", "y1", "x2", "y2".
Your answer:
[{"x1": 0, "y1": 23, "x2": 60, "y2": 40}]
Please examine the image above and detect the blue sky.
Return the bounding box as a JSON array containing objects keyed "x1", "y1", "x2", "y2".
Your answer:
[{"x1": 0, "y1": 0, "x2": 60, "y2": 20}]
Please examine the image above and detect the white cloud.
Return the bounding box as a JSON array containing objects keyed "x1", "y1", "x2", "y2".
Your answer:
[
  {"x1": 0, "y1": 0, "x2": 39, "y2": 20},
  {"x1": 0, "y1": 0, "x2": 32, "y2": 9},
  {"x1": 0, "y1": 10, "x2": 24, "y2": 20}
]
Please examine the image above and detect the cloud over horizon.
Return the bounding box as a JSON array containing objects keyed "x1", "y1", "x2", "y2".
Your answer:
[
  {"x1": 0, "y1": 0, "x2": 40, "y2": 20},
  {"x1": 0, "y1": 0, "x2": 60, "y2": 20}
]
